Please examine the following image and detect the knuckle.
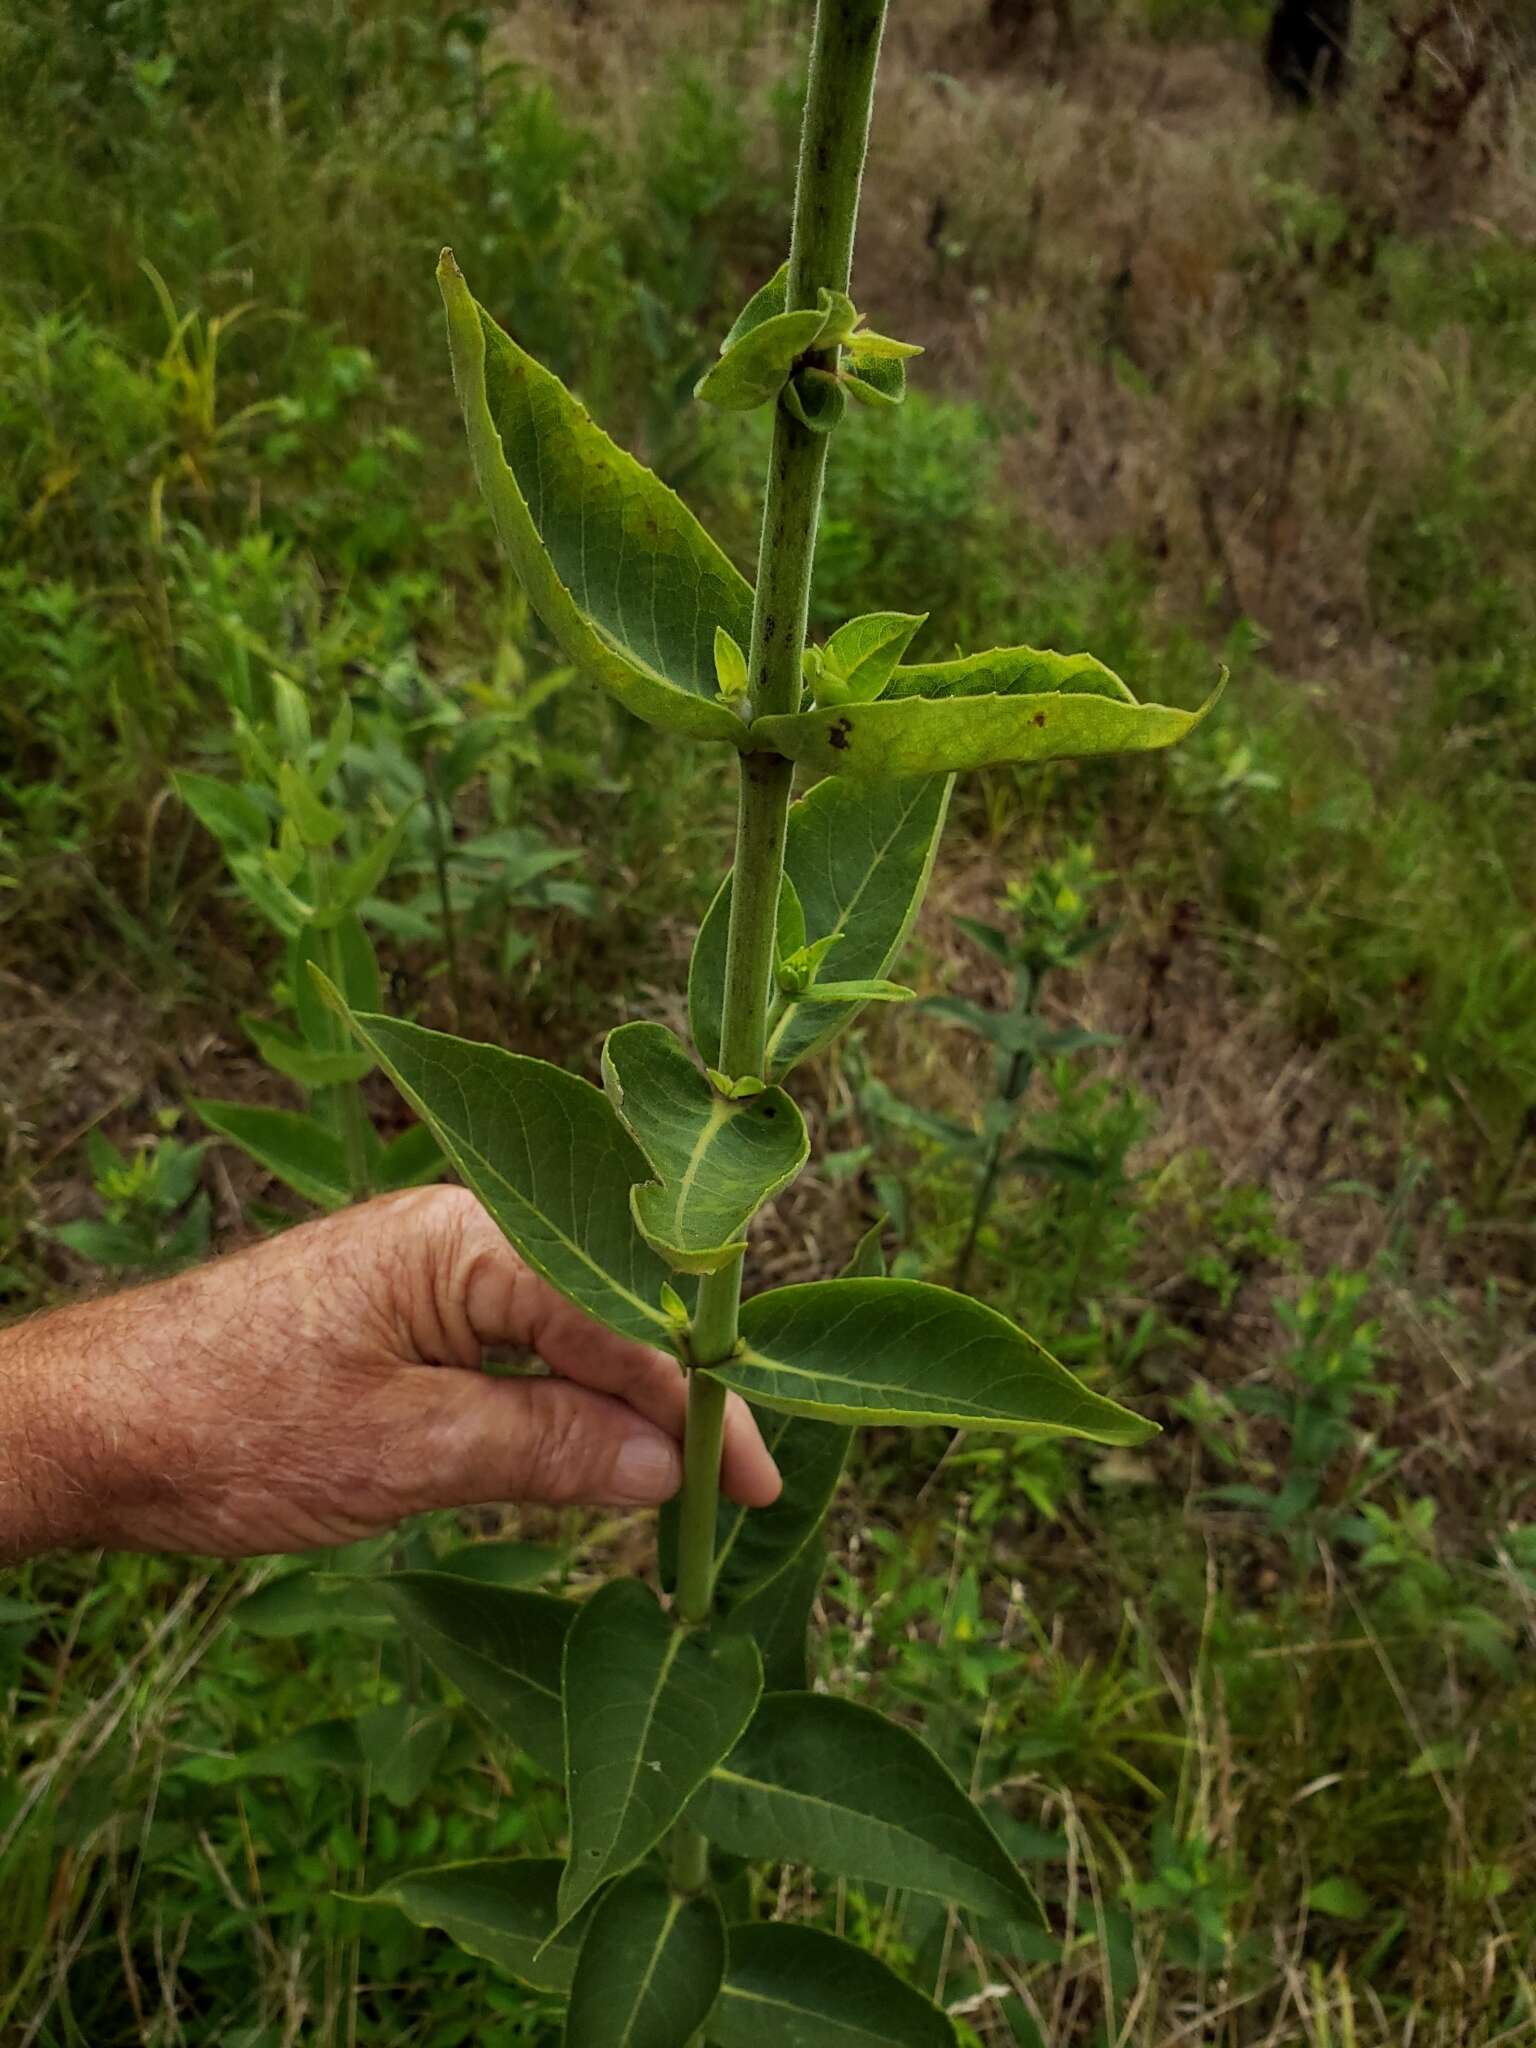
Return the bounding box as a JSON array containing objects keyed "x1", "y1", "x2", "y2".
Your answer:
[{"x1": 523, "y1": 1382, "x2": 609, "y2": 1503}]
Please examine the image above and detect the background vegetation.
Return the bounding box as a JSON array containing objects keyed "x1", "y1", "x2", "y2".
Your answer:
[{"x1": 1, "y1": 0, "x2": 1532, "y2": 2041}]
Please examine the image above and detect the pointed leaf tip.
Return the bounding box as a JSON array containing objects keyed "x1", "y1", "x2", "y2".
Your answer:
[
  {"x1": 718, "y1": 1278, "x2": 1158, "y2": 1444},
  {"x1": 363, "y1": 1858, "x2": 589, "y2": 1994},
  {"x1": 693, "y1": 1692, "x2": 1041, "y2": 1928},
  {"x1": 756, "y1": 643, "x2": 1217, "y2": 777}
]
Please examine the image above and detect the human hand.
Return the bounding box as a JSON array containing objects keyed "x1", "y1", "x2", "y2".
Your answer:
[{"x1": 0, "y1": 1187, "x2": 780, "y2": 1560}]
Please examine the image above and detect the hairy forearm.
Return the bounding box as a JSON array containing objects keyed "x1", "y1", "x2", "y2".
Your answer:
[
  {"x1": 0, "y1": 1256, "x2": 278, "y2": 1563},
  {"x1": 0, "y1": 1237, "x2": 375, "y2": 1565},
  {"x1": 0, "y1": 1191, "x2": 770, "y2": 1567},
  {"x1": 0, "y1": 1296, "x2": 115, "y2": 1562}
]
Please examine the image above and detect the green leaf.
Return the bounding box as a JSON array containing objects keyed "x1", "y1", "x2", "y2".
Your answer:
[
  {"x1": 727, "y1": 1530, "x2": 826, "y2": 1692},
  {"x1": 845, "y1": 330, "x2": 924, "y2": 361},
  {"x1": 359, "y1": 1859, "x2": 587, "y2": 1993},
  {"x1": 712, "y1": 1412, "x2": 849, "y2": 1612},
  {"x1": 375, "y1": 1121, "x2": 446, "y2": 1191},
  {"x1": 293, "y1": 917, "x2": 380, "y2": 1049},
  {"x1": 692, "y1": 1693, "x2": 1040, "y2": 1927},
  {"x1": 174, "y1": 771, "x2": 269, "y2": 855},
  {"x1": 179, "y1": 1718, "x2": 362, "y2": 1785},
  {"x1": 696, "y1": 304, "x2": 830, "y2": 410},
  {"x1": 798, "y1": 977, "x2": 913, "y2": 1005},
  {"x1": 436, "y1": 1539, "x2": 564, "y2": 1588},
  {"x1": 691, "y1": 775, "x2": 950, "y2": 1079},
  {"x1": 318, "y1": 805, "x2": 416, "y2": 925},
  {"x1": 718, "y1": 262, "x2": 791, "y2": 352},
  {"x1": 810, "y1": 612, "x2": 927, "y2": 706},
  {"x1": 783, "y1": 366, "x2": 847, "y2": 434},
  {"x1": 227, "y1": 851, "x2": 312, "y2": 938},
  {"x1": 715, "y1": 1279, "x2": 1156, "y2": 1443},
  {"x1": 192, "y1": 1100, "x2": 349, "y2": 1210},
  {"x1": 375, "y1": 1572, "x2": 573, "y2": 1776},
  {"x1": 51, "y1": 1220, "x2": 154, "y2": 1267},
  {"x1": 753, "y1": 668, "x2": 1220, "y2": 778},
  {"x1": 601, "y1": 1022, "x2": 808, "y2": 1275},
  {"x1": 712, "y1": 1923, "x2": 957, "y2": 2047},
  {"x1": 235, "y1": 1571, "x2": 390, "y2": 1640},
  {"x1": 887, "y1": 645, "x2": 1137, "y2": 704},
  {"x1": 714, "y1": 626, "x2": 749, "y2": 700},
  {"x1": 356, "y1": 1700, "x2": 451, "y2": 1808},
  {"x1": 276, "y1": 762, "x2": 345, "y2": 849},
  {"x1": 842, "y1": 346, "x2": 908, "y2": 408},
  {"x1": 241, "y1": 1015, "x2": 374, "y2": 1088},
  {"x1": 840, "y1": 1217, "x2": 888, "y2": 1279},
  {"x1": 565, "y1": 1870, "x2": 724, "y2": 2048},
  {"x1": 312, "y1": 698, "x2": 354, "y2": 791},
  {"x1": 1307, "y1": 1877, "x2": 1371, "y2": 1920},
  {"x1": 315, "y1": 987, "x2": 674, "y2": 1346},
  {"x1": 558, "y1": 1579, "x2": 762, "y2": 1924},
  {"x1": 438, "y1": 251, "x2": 749, "y2": 746},
  {"x1": 271, "y1": 672, "x2": 312, "y2": 757}
]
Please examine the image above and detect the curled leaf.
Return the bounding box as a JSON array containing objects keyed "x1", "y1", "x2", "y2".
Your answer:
[
  {"x1": 754, "y1": 656, "x2": 1223, "y2": 778},
  {"x1": 842, "y1": 346, "x2": 909, "y2": 408},
  {"x1": 808, "y1": 610, "x2": 928, "y2": 706},
  {"x1": 783, "y1": 367, "x2": 847, "y2": 434},
  {"x1": 696, "y1": 304, "x2": 830, "y2": 410},
  {"x1": 602, "y1": 1021, "x2": 808, "y2": 1275}
]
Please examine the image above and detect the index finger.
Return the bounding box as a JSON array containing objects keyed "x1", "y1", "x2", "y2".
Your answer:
[{"x1": 463, "y1": 1238, "x2": 781, "y2": 1510}]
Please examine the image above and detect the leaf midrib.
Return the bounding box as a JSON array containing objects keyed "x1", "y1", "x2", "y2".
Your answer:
[
  {"x1": 412, "y1": 1622, "x2": 563, "y2": 1707},
  {"x1": 584, "y1": 1622, "x2": 685, "y2": 1880},
  {"x1": 704, "y1": 1761, "x2": 1016, "y2": 1909},
  {"x1": 718, "y1": 1980, "x2": 879, "y2": 2046},
  {"x1": 617, "y1": 1892, "x2": 684, "y2": 2044},
  {"x1": 667, "y1": 1096, "x2": 733, "y2": 1240},
  {"x1": 727, "y1": 1339, "x2": 1039, "y2": 1425}
]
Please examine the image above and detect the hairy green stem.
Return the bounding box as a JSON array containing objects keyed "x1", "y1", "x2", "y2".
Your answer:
[{"x1": 668, "y1": 0, "x2": 889, "y2": 1897}]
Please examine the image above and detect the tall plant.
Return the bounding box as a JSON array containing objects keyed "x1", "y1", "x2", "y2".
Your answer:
[
  {"x1": 177, "y1": 674, "x2": 444, "y2": 1210},
  {"x1": 322, "y1": 4, "x2": 1214, "y2": 2038}
]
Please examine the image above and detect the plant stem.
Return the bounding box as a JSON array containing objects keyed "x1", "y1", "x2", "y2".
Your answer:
[
  {"x1": 953, "y1": 1049, "x2": 1025, "y2": 1294},
  {"x1": 667, "y1": 0, "x2": 889, "y2": 1896},
  {"x1": 314, "y1": 856, "x2": 373, "y2": 1201},
  {"x1": 423, "y1": 748, "x2": 464, "y2": 1022},
  {"x1": 673, "y1": 1374, "x2": 729, "y2": 1624}
]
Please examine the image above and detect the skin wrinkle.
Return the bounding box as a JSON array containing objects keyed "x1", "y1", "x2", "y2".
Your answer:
[{"x1": 0, "y1": 1188, "x2": 778, "y2": 1565}]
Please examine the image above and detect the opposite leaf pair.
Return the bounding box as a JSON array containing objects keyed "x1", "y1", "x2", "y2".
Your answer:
[
  {"x1": 437, "y1": 252, "x2": 1219, "y2": 770},
  {"x1": 318, "y1": 976, "x2": 1153, "y2": 1447},
  {"x1": 694, "y1": 259, "x2": 921, "y2": 426},
  {"x1": 369, "y1": 1565, "x2": 1035, "y2": 2046}
]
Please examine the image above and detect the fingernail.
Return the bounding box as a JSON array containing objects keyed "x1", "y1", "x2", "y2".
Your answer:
[{"x1": 613, "y1": 1432, "x2": 682, "y2": 1502}]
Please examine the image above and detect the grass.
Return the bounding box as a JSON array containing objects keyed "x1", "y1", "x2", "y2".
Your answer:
[{"x1": 2, "y1": 0, "x2": 1534, "y2": 2041}]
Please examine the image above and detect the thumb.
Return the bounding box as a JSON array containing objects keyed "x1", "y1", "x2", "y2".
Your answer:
[{"x1": 381, "y1": 1366, "x2": 684, "y2": 1513}]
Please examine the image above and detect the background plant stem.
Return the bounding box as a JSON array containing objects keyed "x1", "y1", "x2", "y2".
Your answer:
[
  {"x1": 953, "y1": 1044, "x2": 1029, "y2": 1292},
  {"x1": 313, "y1": 855, "x2": 373, "y2": 1201},
  {"x1": 668, "y1": 0, "x2": 889, "y2": 1897}
]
